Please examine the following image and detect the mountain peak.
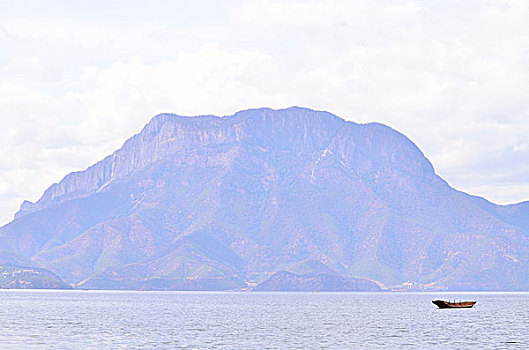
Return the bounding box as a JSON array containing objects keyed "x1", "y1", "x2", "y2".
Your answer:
[{"x1": 13, "y1": 107, "x2": 432, "y2": 219}]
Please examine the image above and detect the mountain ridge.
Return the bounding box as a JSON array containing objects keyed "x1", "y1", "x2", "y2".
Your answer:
[
  {"x1": 17, "y1": 107, "x2": 439, "y2": 219},
  {"x1": 15, "y1": 107, "x2": 340, "y2": 217}
]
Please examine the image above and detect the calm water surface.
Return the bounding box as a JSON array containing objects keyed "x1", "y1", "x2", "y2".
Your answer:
[{"x1": 0, "y1": 290, "x2": 528, "y2": 349}]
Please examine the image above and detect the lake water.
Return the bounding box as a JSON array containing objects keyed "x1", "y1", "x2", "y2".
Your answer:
[{"x1": 0, "y1": 290, "x2": 528, "y2": 349}]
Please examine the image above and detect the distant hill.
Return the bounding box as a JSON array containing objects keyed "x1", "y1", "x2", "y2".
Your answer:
[
  {"x1": 1, "y1": 107, "x2": 528, "y2": 291},
  {"x1": 254, "y1": 271, "x2": 381, "y2": 291},
  {"x1": 0, "y1": 265, "x2": 70, "y2": 289}
]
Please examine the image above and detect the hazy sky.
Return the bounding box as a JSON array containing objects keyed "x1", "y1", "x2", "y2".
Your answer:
[{"x1": 1, "y1": 0, "x2": 528, "y2": 225}]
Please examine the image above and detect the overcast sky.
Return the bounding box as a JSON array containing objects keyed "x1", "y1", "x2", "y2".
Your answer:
[{"x1": 1, "y1": 0, "x2": 528, "y2": 226}]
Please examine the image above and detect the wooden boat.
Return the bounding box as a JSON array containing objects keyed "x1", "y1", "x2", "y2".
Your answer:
[{"x1": 432, "y1": 299, "x2": 476, "y2": 309}]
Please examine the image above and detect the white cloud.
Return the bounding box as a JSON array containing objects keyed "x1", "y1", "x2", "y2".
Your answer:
[{"x1": 1, "y1": 0, "x2": 529, "y2": 225}]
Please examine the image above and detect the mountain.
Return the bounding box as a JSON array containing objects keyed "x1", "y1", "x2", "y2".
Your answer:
[{"x1": 1, "y1": 107, "x2": 528, "y2": 291}]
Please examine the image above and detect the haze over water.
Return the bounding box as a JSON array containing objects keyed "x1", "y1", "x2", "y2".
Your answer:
[{"x1": 0, "y1": 290, "x2": 527, "y2": 349}]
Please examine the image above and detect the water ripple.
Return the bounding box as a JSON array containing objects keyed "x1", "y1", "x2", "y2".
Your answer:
[{"x1": 0, "y1": 290, "x2": 528, "y2": 349}]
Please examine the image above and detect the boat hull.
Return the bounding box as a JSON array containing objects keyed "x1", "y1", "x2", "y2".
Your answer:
[{"x1": 432, "y1": 300, "x2": 476, "y2": 309}]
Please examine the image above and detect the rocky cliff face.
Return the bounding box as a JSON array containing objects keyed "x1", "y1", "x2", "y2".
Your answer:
[{"x1": 2, "y1": 107, "x2": 529, "y2": 290}]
